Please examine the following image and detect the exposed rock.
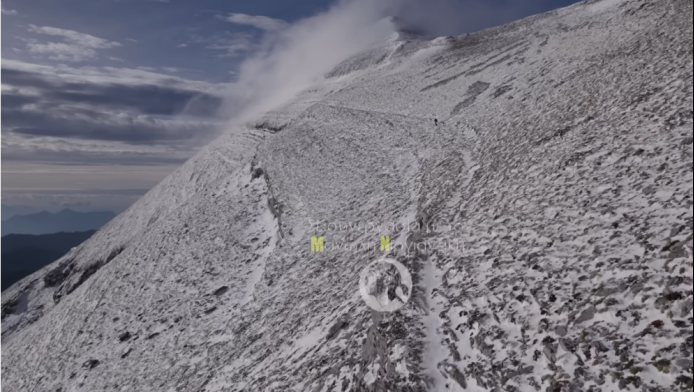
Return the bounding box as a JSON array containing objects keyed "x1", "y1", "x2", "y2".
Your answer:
[
  {"x1": 555, "y1": 325, "x2": 568, "y2": 337},
  {"x1": 82, "y1": 359, "x2": 100, "y2": 370},
  {"x1": 575, "y1": 306, "x2": 596, "y2": 324},
  {"x1": 212, "y1": 286, "x2": 229, "y2": 296},
  {"x1": 325, "y1": 318, "x2": 349, "y2": 341}
]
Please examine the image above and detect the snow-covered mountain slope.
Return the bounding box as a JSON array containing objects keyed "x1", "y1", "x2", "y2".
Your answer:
[{"x1": 3, "y1": 0, "x2": 693, "y2": 391}]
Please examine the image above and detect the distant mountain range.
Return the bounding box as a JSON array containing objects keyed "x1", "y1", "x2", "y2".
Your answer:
[
  {"x1": 1, "y1": 209, "x2": 115, "y2": 236},
  {"x1": 1, "y1": 205, "x2": 40, "y2": 221},
  {"x1": 1, "y1": 231, "x2": 95, "y2": 290}
]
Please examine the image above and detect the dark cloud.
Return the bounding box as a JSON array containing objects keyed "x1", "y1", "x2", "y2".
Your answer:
[
  {"x1": 2, "y1": 105, "x2": 219, "y2": 144},
  {"x1": 1, "y1": 63, "x2": 226, "y2": 148},
  {"x1": 1, "y1": 67, "x2": 74, "y2": 91},
  {"x1": 1, "y1": 67, "x2": 223, "y2": 117},
  {"x1": 0, "y1": 94, "x2": 39, "y2": 109},
  {"x1": 1, "y1": 144, "x2": 191, "y2": 166}
]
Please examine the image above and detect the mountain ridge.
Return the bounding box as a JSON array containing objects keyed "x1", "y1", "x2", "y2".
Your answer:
[
  {"x1": 2, "y1": 0, "x2": 692, "y2": 391},
  {"x1": 1, "y1": 204, "x2": 40, "y2": 221}
]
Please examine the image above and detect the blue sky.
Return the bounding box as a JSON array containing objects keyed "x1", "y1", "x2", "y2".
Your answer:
[
  {"x1": 1, "y1": 0, "x2": 580, "y2": 213},
  {"x1": 3, "y1": 0, "x2": 338, "y2": 83}
]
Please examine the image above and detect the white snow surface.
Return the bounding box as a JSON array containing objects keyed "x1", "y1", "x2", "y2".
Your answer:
[{"x1": 2, "y1": 0, "x2": 693, "y2": 391}]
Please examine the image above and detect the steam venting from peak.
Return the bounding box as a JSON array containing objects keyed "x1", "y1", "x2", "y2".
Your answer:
[{"x1": 219, "y1": 0, "x2": 542, "y2": 127}]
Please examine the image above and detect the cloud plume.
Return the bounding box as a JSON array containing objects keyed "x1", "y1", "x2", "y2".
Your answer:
[
  {"x1": 220, "y1": 0, "x2": 397, "y2": 125},
  {"x1": 224, "y1": 13, "x2": 289, "y2": 31},
  {"x1": 219, "y1": 0, "x2": 563, "y2": 127}
]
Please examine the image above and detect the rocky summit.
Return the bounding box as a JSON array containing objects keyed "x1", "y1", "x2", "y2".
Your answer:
[{"x1": 2, "y1": 0, "x2": 693, "y2": 391}]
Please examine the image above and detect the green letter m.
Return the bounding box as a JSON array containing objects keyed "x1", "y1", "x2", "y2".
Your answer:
[{"x1": 311, "y1": 236, "x2": 324, "y2": 253}]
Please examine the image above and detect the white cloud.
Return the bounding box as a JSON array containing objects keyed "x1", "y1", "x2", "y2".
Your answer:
[
  {"x1": 184, "y1": 31, "x2": 257, "y2": 57},
  {"x1": 219, "y1": 0, "x2": 553, "y2": 125},
  {"x1": 221, "y1": 0, "x2": 395, "y2": 123},
  {"x1": 224, "y1": 13, "x2": 289, "y2": 31},
  {"x1": 26, "y1": 42, "x2": 99, "y2": 62},
  {"x1": 204, "y1": 33, "x2": 255, "y2": 57},
  {"x1": 1, "y1": 59, "x2": 227, "y2": 170},
  {"x1": 26, "y1": 25, "x2": 121, "y2": 62},
  {"x1": 2, "y1": 59, "x2": 231, "y2": 95},
  {"x1": 28, "y1": 25, "x2": 121, "y2": 49},
  {"x1": 2, "y1": 7, "x2": 17, "y2": 15}
]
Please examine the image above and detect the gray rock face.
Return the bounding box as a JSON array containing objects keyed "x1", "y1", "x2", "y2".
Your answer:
[
  {"x1": 2, "y1": 0, "x2": 693, "y2": 391},
  {"x1": 574, "y1": 306, "x2": 596, "y2": 324},
  {"x1": 555, "y1": 325, "x2": 568, "y2": 337}
]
